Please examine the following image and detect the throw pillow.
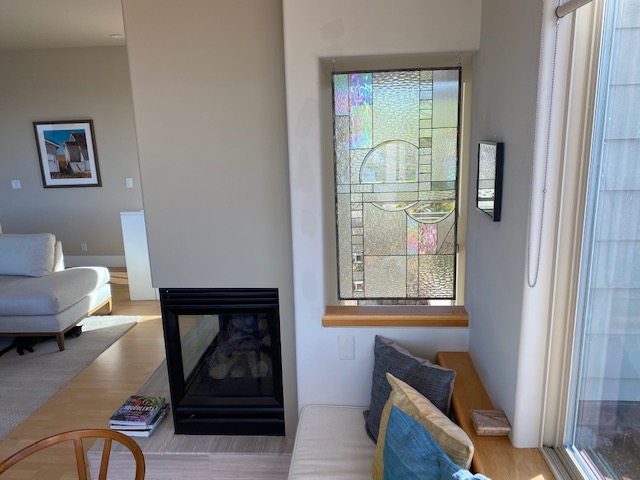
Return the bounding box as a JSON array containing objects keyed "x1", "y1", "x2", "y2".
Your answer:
[
  {"x1": 0, "y1": 233, "x2": 56, "y2": 277},
  {"x1": 372, "y1": 373, "x2": 474, "y2": 479},
  {"x1": 379, "y1": 405, "x2": 490, "y2": 480},
  {"x1": 364, "y1": 335, "x2": 456, "y2": 442}
]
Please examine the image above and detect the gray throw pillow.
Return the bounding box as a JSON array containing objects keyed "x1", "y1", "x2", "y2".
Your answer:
[{"x1": 364, "y1": 335, "x2": 456, "y2": 443}]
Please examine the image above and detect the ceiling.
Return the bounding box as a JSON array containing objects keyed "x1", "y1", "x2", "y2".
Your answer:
[{"x1": 0, "y1": 0, "x2": 125, "y2": 50}]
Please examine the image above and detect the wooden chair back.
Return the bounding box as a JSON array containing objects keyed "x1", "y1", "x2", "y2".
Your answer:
[{"x1": 0, "y1": 428, "x2": 145, "y2": 479}]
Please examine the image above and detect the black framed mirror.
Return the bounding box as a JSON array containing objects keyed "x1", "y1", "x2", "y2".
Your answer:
[{"x1": 476, "y1": 141, "x2": 504, "y2": 222}]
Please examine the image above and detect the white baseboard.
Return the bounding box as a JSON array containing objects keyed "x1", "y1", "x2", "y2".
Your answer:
[{"x1": 65, "y1": 255, "x2": 126, "y2": 268}]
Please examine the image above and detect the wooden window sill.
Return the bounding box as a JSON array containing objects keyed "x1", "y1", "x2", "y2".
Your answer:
[{"x1": 322, "y1": 305, "x2": 468, "y2": 327}]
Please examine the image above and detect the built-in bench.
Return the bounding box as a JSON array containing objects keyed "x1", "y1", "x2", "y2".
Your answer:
[{"x1": 436, "y1": 352, "x2": 555, "y2": 480}]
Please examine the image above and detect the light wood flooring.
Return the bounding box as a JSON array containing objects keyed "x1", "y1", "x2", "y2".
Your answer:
[{"x1": 0, "y1": 269, "x2": 165, "y2": 479}]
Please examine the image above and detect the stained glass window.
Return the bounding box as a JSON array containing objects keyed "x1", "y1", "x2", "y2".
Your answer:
[{"x1": 333, "y1": 68, "x2": 460, "y2": 301}]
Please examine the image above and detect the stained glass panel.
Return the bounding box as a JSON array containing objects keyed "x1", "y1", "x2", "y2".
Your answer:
[{"x1": 333, "y1": 68, "x2": 460, "y2": 301}]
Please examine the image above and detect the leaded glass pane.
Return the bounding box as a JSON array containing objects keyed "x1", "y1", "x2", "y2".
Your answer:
[
  {"x1": 364, "y1": 255, "x2": 407, "y2": 298},
  {"x1": 432, "y1": 70, "x2": 460, "y2": 129},
  {"x1": 334, "y1": 116, "x2": 350, "y2": 185},
  {"x1": 349, "y1": 73, "x2": 373, "y2": 149},
  {"x1": 333, "y1": 68, "x2": 460, "y2": 301},
  {"x1": 419, "y1": 255, "x2": 455, "y2": 298},
  {"x1": 372, "y1": 71, "x2": 420, "y2": 146},
  {"x1": 333, "y1": 74, "x2": 349, "y2": 116}
]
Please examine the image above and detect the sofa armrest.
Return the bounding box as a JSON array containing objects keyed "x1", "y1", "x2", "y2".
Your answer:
[{"x1": 53, "y1": 241, "x2": 64, "y2": 272}]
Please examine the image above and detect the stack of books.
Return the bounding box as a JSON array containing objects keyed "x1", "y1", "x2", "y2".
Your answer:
[{"x1": 109, "y1": 395, "x2": 169, "y2": 438}]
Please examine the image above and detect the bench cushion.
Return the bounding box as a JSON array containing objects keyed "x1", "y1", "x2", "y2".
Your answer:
[
  {"x1": 0, "y1": 233, "x2": 55, "y2": 277},
  {"x1": 288, "y1": 405, "x2": 375, "y2": 480},
  {"x1": 0, "y1": 267, "x2": 110, "y2": 316}
]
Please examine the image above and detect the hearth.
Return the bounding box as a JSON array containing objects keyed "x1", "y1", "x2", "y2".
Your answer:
[{"x1": 160, "y1": 288, "x2": 285, "y2": 435}]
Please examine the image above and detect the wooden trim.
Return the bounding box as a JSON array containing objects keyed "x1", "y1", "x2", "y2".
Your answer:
[{"x1": 322, "y1": 305, "x2": 468, "y2": 327}]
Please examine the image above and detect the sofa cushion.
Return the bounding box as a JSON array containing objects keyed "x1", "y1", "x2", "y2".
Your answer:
[
  {"x1": 0, "y1": 267, "x2": 110, "y2": 316},
  {"x1": 0, "y1": 233, "x2": 56, "y2": 277},
  {"x1": 364, "y1": 336, "x2": 456, "y2": 442},
  {"x1": 372, "y1": 373, "x2": 474, "y2": 477},
  {"x1": 378, "y1": 406, "x2": 489, "y2": 480},
  {"x1": 0, "y1": 283, "x2": 111, "y2": 334}
]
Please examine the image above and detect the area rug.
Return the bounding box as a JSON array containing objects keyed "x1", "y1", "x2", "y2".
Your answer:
[{"x1": 0, "y1": 315, "x2": 141, "y2": 442}]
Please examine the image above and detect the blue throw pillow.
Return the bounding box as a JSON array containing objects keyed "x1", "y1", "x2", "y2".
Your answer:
[
  {"x1": 382, "y1": 406, "x2": 491, "y2": 480},
  {"x1": 365, "y1": 336, "x2": 456, "y2": 442}
]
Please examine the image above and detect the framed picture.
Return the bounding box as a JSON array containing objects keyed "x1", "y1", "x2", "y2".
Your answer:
[
  {"x1": 476, "y1": 141, "x2": 504, "y2": 222},
  {"x1": 33, "y1": 120, "x2": 101, "y2": 188}
]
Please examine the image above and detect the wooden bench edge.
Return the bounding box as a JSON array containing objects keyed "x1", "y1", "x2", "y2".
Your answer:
[{"x1": 436, "y1": 351, "x2": 555, "y2": 480}]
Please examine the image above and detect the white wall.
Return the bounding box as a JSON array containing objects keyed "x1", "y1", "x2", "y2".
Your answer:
[
  {"x1": 0, "y1": 47, "x2": 143, "y2": 263},
  {"x1": 122, "y1": 0, "x2": 297, "y2": 435},
  {"x1": 283, "y1": 0, "x2": 481, "y2": 410},
  {"x1": 466, "y1": 0, "x2": 554, "y2": 447}
]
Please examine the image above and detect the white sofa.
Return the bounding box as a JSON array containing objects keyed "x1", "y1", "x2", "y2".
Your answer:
[{"x1": 0, "y1": 233, "x2": 112, "y2": 350}]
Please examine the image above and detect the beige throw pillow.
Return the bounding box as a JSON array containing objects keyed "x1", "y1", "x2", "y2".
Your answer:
[
  {"x1": 0, "y1": 233, "x2": 56, "y2": 277},
  {"x1": 372, "y1": 373, "x2": 474, "y2": 479}
]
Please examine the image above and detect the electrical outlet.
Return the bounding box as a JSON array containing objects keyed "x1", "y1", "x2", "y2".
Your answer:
[
  {"x1": 11, "y1": 180, "x2": 21, "y2": 189},
  {"x1": 125, "y1": 177, "x2": 133, "y2": 188},
  {"x1": 81, "y1": 242, "x2": 88, "y2": 252}
]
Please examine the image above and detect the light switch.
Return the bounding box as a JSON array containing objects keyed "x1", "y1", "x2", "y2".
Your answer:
[
  {"x1": 338, "y1": 335, "x2": 355, "y2": 360},
  {"x1": 11, "y1": 180, "x2": 21, "y2": 189},
  {"x1": 125, "y1": 177, "x2": 134, "y2": 188}
]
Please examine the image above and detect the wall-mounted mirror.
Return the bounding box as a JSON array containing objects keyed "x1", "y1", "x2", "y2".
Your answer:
[{"x1": 476, "y1": 141, "x2": 504, "y2": 222}]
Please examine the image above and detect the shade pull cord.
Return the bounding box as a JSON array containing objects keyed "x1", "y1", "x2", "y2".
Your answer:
[{"x1": 527, "y1": 5, "x2": 560, "y2": 288}]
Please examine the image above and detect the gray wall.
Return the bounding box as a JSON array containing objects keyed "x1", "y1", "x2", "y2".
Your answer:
[
  {"x1": 465, "y1": 0, "x2": 543, "y2": 443},
  {"x1": 0, "y1": 46, "x2": 143, "y2": 263},
  {"x1": 121, "y1": 0, "x2": 297, "y2": 435}
]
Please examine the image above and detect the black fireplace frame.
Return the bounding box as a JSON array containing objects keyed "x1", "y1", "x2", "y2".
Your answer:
[{"x1": 160, "y1": 288, "x2": 285, "y2": 436}]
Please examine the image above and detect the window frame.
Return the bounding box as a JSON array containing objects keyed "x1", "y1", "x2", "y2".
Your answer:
[
  {"x1": 539, "y1": 0, "x2": 635, "y2": 478},
  {"x1": 321, "y1": 55, "x2": 472, "y2": 323}
]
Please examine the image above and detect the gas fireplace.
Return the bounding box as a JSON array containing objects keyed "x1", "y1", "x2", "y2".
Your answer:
[{"x1": 160, "y1": 288, "x2": 285, "y2": 436}]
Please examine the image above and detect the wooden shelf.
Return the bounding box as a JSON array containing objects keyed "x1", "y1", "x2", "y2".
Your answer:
[{"x1": 322, "y1": 305, "x2": 468, "y2": 327}]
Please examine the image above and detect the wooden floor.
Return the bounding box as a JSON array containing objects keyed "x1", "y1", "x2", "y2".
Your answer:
[{"x1": 0, "y1": 270, "x2": 165, "y2": 480}]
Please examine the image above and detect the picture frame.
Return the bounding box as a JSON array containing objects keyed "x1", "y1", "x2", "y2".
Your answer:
[
  {"x1": 33, "y1": 120, "x2": 101, "y2": 188},
  {"x1": 476, "y1": 141, "x2": 504, "y2": 222}
]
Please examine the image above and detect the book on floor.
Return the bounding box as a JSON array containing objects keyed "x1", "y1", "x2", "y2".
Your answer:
[
  {"x1": 113, "y1": 404, "x2": 170, "y2": 437},
  {"x1": 109, "y1": 395, "x2": 165, "y2": 427}
]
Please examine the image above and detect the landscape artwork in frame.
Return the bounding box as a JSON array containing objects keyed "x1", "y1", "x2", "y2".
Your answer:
[{"x1": 33, "y1": 120, "x2": 101, "y2": 188}]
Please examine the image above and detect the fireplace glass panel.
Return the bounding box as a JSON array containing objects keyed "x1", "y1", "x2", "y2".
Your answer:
[{"x1": 178, "y1": 313, "x2": 276, "y2": 400}]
